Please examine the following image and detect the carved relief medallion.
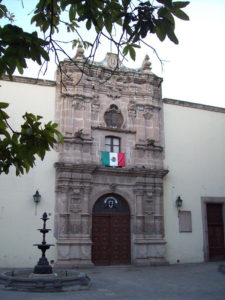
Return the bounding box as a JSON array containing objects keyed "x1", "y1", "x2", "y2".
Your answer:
[{"x1": 107, "y1": 53, "x2": 118, "y2": 68}]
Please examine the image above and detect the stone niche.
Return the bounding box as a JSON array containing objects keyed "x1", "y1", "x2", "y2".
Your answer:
[{"x1": 54, "y1": 50, "x2": 168, "y2": 267}]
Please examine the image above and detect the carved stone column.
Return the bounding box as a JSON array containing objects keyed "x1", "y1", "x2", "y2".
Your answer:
[
  {"x1": 72, "y1": 95, "x2": 85, "y2": 134},
  {"x1": 153, "y1": 185, "x2": 164, "y2": 237},
  {"x1": 81, "y1": 186, "x2": 91, "y2": 235},
  {"x1": 136, "y1": 105, "x2": 145, "y2": 142},
  {"x1": 135, "y1": 192, "x2": 145, "y2": 234},
  {"x1": 143, "y1": 192, "x2": 155, "y2": 235},
  {"x1": 143, "y1": 109, "x2": 153, "y2": 141},
  {"x1": 133, "y1": 177, "x2": 168, "y2": 266}
]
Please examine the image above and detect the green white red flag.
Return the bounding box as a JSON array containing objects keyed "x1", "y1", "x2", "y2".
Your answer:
[{"x1": 101, "y1": 152, "x2": 125, "y2": 167}]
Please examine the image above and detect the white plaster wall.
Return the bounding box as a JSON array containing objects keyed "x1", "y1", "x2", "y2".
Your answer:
[
  {"x1": 0, "y1": 79, "x2": 58, "y2": 268},
  {"x1": 163, "y1": 103, "x2": 225, "y2": 264}
]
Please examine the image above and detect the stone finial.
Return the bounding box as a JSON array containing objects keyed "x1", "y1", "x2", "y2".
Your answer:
[
  {"x1": 75, "y1": 44, "x2": 85, "y2": 60},
  {"x1": 142, "y1": 55, "x2": 152, "y2": 73},
  {"x1": 106, "y1": 53, "x2": 118, "y2": 69}
]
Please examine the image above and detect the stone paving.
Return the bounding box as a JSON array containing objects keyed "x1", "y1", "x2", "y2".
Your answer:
[{"x1": 0, "y1": 262, "x2": 224, "y2": 300}]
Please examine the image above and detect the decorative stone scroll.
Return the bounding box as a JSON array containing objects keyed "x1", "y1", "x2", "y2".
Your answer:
[
  {"x1": 69, "y1": 188, "x2": 81, "y2": 212},
  {"x1": 128, "y1": 99, "x2": 137, "y2": 118},
  {"x1": 91, "y1": 97, "x2": 100, "y2": 113},
  {"x1": 69, "y1": 196, "x2": 81, "y2": 212},
  {"x1": 143, "y1": 112, "x2": 153, "y2": 120},
  {"x1": 106, "y1": 86, "x2": 121, "y2": 100},
  {"x1": 72, "y1": 100, "x2": 84, "y2": 110}
]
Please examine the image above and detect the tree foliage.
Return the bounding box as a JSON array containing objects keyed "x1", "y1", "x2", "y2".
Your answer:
[
  {"x1": 0, "y1": 0, "x2": 189, "y2": 77},
  {"x1": 0, "y1": 102, "x2": 63, "y2": 175},
  {"x1": 0, "y1": 0, "x2": 189, "y2": 175}
]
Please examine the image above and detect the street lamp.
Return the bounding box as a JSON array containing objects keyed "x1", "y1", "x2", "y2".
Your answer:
[{"x1": 33, "y1": 190, "x2": 41, "y2": 204}]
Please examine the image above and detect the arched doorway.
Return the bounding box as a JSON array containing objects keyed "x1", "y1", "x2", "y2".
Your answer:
[{"x1": 92, "y1": 193, "x2": 131, "y2": 266}]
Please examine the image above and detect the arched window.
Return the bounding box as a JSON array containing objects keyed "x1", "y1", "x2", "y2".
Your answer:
[{"x1": 105, "y1": 136, "x2": 120, "y2": 153}]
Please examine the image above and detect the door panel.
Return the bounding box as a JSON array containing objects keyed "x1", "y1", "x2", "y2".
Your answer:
[
  {"x1": 92, "y1": 214, "x2": 130, "y2": 265},
  {"x1": 110, "y1": 215, "x2": 130, "y2": 265},
  {"x1": 92, "y1": 215, "x2": 110, "y2": 265},
  {"x1": 207, "y1": 203, "x2": 225, "y2": 260}
]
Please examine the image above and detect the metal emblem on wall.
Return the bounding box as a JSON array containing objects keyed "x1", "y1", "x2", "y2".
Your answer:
[{"x1": 104, "y1": 197, "x2": 118, "y2": 209}]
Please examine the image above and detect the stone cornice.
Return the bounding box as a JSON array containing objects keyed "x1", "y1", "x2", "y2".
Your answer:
[
  {"x1": 136, "y1": 103, "x2": 161, "y2": 111},
  {"x1": 55, "y1": 162, "x2": 169, "y2": 178},
  {"x1": 63, "y1": 137, "x2": 93, "y2": 144},
  {"x1": 60, "y1": 59, "x2": 162, "y2": 86},
  {"x1": 135, "y1": 143, "x2": 163, "y2": 152},
  {"x1": 55, "y1": 162, "x2": 97, "y2": 173},
  {"x1": 0, "y1": 74, "x2": 56, "y2": 87},
  {"x1": 163, "y1": 98, "x2": 225, "y2": 114},
  {"x1": 91, "y1": 126, "x2": 136, "y2": 134}
]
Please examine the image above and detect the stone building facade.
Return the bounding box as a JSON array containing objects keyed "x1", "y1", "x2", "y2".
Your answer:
[
  {"x1": 54, "y1": 46, "x2": 168, "y2": 267},
  {"x1": 1, "y1": 53, "x2": 225, "y2": 269}
]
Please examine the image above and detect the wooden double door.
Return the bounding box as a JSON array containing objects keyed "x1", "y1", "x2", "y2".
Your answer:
[
  {"x1": 92, "y1": 194, "x2": 131, "y2": 266},
  {"x1": 207, "y1": 203, "x2": 225, "y2": 260}
]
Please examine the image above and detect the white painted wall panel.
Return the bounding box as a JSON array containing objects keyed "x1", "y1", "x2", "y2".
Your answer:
[
  {"x1": 0, "y1": 79, "x2": 58, "y2": 268},
  {"x1": 163, "y1": 103, "x2": 225, "y2": 263}
]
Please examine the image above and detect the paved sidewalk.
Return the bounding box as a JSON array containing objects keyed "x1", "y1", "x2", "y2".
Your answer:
[{"x1": 0, "y1": 262, "x2": 224, "y2": 300}]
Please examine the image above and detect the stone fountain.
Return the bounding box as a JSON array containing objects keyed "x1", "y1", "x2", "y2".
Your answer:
[
  {"x1": 0, "y1": 212, "x2": 91, "y2": 292},
  {"x1": 32, "y1": 212, "x2": 55, "y2": 276}
]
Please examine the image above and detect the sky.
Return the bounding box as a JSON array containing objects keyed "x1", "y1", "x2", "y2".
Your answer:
[{"x1": 2, "y1": 0, "x2": 225, "y2": 108}]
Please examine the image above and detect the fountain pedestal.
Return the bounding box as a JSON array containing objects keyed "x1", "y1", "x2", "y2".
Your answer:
[
  {"x1": 0, "y1": 212, "x2": 91, "y2": 292},
  {"x1": 33, "y1": 212, "x2": 54, "y2": 274}
]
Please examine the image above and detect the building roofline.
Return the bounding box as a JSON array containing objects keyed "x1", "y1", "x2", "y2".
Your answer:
[
  {"x1": 0, "y1": 74, "x2": 56, "y2": 87},
  {"x1": 163, "y1": 98, "x2": 225, "y2": 114},
  {"x1": 1, "y1": 75, "x2": 224, "y2": 114}
]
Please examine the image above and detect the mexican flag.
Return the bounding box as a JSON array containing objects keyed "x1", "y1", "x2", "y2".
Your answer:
[{"x1": 101, "y1": 152, "x2": 125, "y2": 167}]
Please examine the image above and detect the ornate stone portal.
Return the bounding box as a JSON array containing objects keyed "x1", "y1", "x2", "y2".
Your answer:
[{"x1": 54, "y1": 51, "x2": 168, "y2": 267}]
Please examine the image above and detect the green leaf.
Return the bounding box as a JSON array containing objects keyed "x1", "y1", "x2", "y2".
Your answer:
[
  {"x1": 167, "y1": 28, "x2": 179, "y2": 44},
  {"x1": 39, "y1": 48, "x2": 49, "y2": 61},
  {"x1": 116, "y1": 18, "x2": 122, "y2": 26},
  {"x1": 129, "y1": 46, "x2": 136, "y2": 61},
  {"x1": 69, "y1": 4, "x2": 76, "y2": 21},
  {"x1": 16, "y1": 61, "x2": 24, "y2": 74},
  {"x1": 86, "y1": 19, "x2": 92, "y2": 30},
  {"x1": 105, "y1": 18, "x2": 112, "y2": 34},
  {"x1": 0, "y1": 109, "x2": 9, "y2": 119},
  {"x1": 123, "y1": 45, "x2": 129, "y2": 56},
  {"x1": 157, "y1": 0, "x2": 173, "y2": 7},
  {"x1": 155, "y1": 26, "x2": 166, "y2": 41},
  {"x1": 171, "y1": 8, "x2": 189, "y2": 20},
  {"x1": 158, "y1": 7, "x2": 175, "y2": 24},
  {"x1": 72, "y1": 39, "x2": 79, "y2": 49},
  {"x1": 173, "y1": 1, "x2": 190, "y2": 9},
  {"x1": 0, "y1": 102, "x2": 9, "y2": 109},
  {"x1": 0, "y1": 128, "x2": 10, "y2": 139},
  {"x1": 123, "y1": 44, "x2": 138, "y2": 60}
]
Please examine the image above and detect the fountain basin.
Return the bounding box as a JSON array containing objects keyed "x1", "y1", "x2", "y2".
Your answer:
[{"x1": 0, "y1": 269, "x2": 91, "y2": 292}]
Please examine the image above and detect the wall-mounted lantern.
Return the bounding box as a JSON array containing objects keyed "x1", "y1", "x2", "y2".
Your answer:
[
  {"x1": 33, "y1": 190, "x2": 41, "y2": 204},
  {"x1": 176, "y1": 196, "x2": 183, "y2": 209}
]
